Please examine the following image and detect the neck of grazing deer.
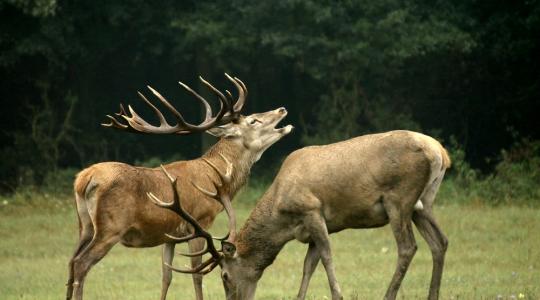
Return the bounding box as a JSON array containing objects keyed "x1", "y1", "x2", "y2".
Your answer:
[
  {"x1": 201, "y1": 137, "x2": 258, "y2": 196},
  {"x1": 235, "y1": 192, "x2": 294, "y2": 272}
]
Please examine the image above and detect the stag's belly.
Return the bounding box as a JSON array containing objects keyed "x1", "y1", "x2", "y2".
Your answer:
[
  {"x1": 120, "y1": 211, "x2": 193, "y2": 248},
  {"x1": 324, "y1": 197, "x2": 390, "y2": 233},
  {"x1": 120, "y1": 219, "x2": 191, "y2": 248}
]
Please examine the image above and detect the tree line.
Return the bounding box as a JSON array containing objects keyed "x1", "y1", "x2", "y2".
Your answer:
[{"x1": 1, "y1": 0, "x2": 539, "y2": 193}]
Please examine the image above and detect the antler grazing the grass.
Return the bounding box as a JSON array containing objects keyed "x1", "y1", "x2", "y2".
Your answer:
[
  {"x1": 147, "y1": 154, "x2": 237, "y2": 274},
  {"x1": 102, "y1": 73, "x2": 247, "y2": 134}
]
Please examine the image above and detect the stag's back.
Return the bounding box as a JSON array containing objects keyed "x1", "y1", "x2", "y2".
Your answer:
[{"x1": 271, "y1": 130, "x2": 450, "y2": 231}]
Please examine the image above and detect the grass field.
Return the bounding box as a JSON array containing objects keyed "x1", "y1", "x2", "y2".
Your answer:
[{"x1": 0, "y1": 189, "x2": 538, "y2": 300}]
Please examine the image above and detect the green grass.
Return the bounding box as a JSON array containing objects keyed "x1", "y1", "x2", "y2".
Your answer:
[{"x1": 0, "y1": 189, "x2": 538, "y2": 300}]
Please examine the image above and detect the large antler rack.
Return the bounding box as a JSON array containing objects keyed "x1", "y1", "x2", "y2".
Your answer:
[
  {"x1": 147, "y1": 155, "x2": 237, "y2": 274},
  {"x1": 102, "y1": 73, "x2": 247, "y2": 134}
]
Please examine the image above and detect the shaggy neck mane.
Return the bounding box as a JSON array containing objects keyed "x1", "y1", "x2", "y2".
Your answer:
[
  {"x1": 202, "y1": 137, "x2": 257, "y2": 196},
  {"x1": 235, "y1": 191, "x2": 288, "y2": 271}
]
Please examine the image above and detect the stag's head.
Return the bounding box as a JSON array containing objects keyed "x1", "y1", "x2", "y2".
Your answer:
[
  {"x1": 218, "y1": 250, "x2": 262, "y2": 300},
  {"x1": 207, "y1": 107, "x2": 292, "y2": 160},
  {"x1": 102, "y1": 73, "x2": 292, "y2": 157}
]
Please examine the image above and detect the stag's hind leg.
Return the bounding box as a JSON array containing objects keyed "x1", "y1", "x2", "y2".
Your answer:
[
  {"x1": 382, "y1": 199, "x2": 417, "y2": 300},
  {"x1": 413, "y1": 209, "x2": 448, "y2": 300},
  {"x1": 296, "y1": 242, "x2": 320, "y2": 300},
  {"x1": 413, "y1": 172, "x2": 447, "y2": 299},
  {"x1": 67, "y1": 195, "x2": 95, "y2": 300},
  {"x1": 66, "y1": 224, "x2": 94, "y2": 299},
  {"x1": 71, "y1": 230, "x2": 121, "y2": 300}
]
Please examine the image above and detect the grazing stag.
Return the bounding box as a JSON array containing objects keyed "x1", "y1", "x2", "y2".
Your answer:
[
  {"x1": 154, "y1": 130, "x2": 451, "y2": 300},
  {"x1": 65, "y1": 74, "x2": 293, "y2": 300}
]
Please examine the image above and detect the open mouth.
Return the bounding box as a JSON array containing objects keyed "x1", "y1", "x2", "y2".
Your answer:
[{"x1": 272, "y1": 110, "x2": 293, "y2": 134}]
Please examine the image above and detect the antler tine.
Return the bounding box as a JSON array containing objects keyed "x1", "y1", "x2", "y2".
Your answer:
[
  {"x1": 136, "y1": 91, "x2": 169, "y2": 128},
  {"x1": 101, "y1": 114, "x2": 129, "y2": 129},
  {"x1": 101, "y1": 104, "x2": 134, "y2": 130},
  {"x1": 165, "y1": 258, "x2": 220, "y2": 275},
  {"x1": 198, "y1": 76, "x2": 232, "y2": 119},
  {"x1": 200, "y1": 154, "x2": 232, "y2": 185},
  {"x1": 121, "y1": 103, "x2": 164, "y2": 133},
  {"x1": 191, "y1": 175, "x2": 218, "y2": 198},
  {"x1": 147, "y1": 165, "x2": 177, "y2": 208},
  {"x1": 148, "y1": 165, "x2": 225, "y2": 274},
  {"x1": 224, "y1": 73, "x2": 247, "y2": 113},
  {"x1": 225, "y1": 89, "x2": 234, "y2": 103},
  {"x1": 193, "y1": 154, "x2": 237, "y2": 243},
  {"x1": 233, "y1": 77, "x2": 247, "y2": 111},
  {"x1": 146, "y1": 85, "x2": 193, "y2": 128},
  {"x1": 234, "y1": 77, "x2": 248, "y2": 96},
  {"x1": 164, "y1": 233, "x2": 196, "y2": 243},
  {"x1": 147, "y1": 192, "x2": 175, "y2": 208},
  {"x1": 178, "y1": 81, "x2": 213, "y2": 123}
]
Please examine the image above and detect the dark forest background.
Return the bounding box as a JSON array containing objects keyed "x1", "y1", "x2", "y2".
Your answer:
[{"x1": 1, "y1": 0, "x2": 539, "y2": 202}]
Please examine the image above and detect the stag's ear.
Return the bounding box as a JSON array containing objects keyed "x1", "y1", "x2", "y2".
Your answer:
[
  {"x1": 221, "y1": 241, "x2": 237, "y2": 258},
  {"x1": 206, "y1": 124, "x2": 241, "y2": 138}
]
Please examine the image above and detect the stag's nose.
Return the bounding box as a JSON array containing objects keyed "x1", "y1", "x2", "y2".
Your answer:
[{"x1": 277, "y1": 107, "x2": 287, "y2": 114}]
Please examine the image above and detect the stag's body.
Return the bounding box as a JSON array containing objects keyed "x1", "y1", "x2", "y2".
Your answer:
[
  {"x1": 73, "y1": 140, "x2": 247, "y2": 249},
  {"x1": 66, "y1": 74, "x2": 292, "y2": 300},
  {"x1": 217, "y1": 130, "x2": 451, "y2": 300}
]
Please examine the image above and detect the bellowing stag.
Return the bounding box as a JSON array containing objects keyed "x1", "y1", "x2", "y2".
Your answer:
[
  {"x1": 153, "y1": 130, "x2": 451, "y2": 300},
  {"x1": 65, "y1": 74, "x2": 293, "y2": 300}
]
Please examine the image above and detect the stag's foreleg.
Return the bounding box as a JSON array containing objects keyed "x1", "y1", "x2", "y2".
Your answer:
[
  {"x1": 383, "y1": 199, "x2": 417, "y2": 300},
  {"x1": 296, "y1": 242, "x2": 320, "y2": 300},
  {"x1": 160, "y1": 243, "x2": 176, "y2": 300},
  {"x1": 189, "y1": 238, "x2": 206, "y2": 300},
  {"x1": 304, "y1": 211, "x2": 343, "y2": 300}
]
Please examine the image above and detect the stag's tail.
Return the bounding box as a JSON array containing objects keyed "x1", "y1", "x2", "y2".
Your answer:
[
  {"x1": 440, "y1": 144, "x2": 452, "y2": 170},
  {"x1": 73, "y1": 167, "x2": 98, "y2": 245},
  {"x1": 414, "y1": 139, "x2": 451, "y2": 211}
]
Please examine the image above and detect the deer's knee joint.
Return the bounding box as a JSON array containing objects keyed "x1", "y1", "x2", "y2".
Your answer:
[
  {"x1": 441, "y1": 236, "x2": 449, "y2": 251},
  {"x1": 399, "y1": 244, "x2": 417, "y2": 258}
]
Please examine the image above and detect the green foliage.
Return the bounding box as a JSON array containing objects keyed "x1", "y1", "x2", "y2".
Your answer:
[
  {"x1": 478, "y1": 139, "x2": 540, "y2": 205},
  {"x1": 1, "y1": 0, "x2": 540, "y2": 194},
  {"x1": 41, "y1": 168, "x2": 78, "y2": 195},
  {"x1": 440, "y1": 137, "x2": 540, "y2": 206},
  {"x1": 2, "y1": 0, "x2": 57, "y2": 17}
]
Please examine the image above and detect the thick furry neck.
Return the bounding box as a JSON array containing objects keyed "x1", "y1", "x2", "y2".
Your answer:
[
  {"x1": 201, "y1": 137, "x2": 259, "y2": 196},
  {"x1": 235, "y1": 190, "x2": 293, "y2": 272}
]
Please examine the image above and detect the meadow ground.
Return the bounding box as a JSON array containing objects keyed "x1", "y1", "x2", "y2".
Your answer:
[{"x1": 0, "y1": 187, "x2": 538, "y2": 300}]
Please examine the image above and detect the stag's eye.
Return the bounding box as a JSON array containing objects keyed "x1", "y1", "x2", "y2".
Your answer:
[
  {"x1": 249, "y1": 119, "x2": 261, "y2": 125},
  {"x1": 222, "y1": 271, "x2": 230, "y2": 282}
]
